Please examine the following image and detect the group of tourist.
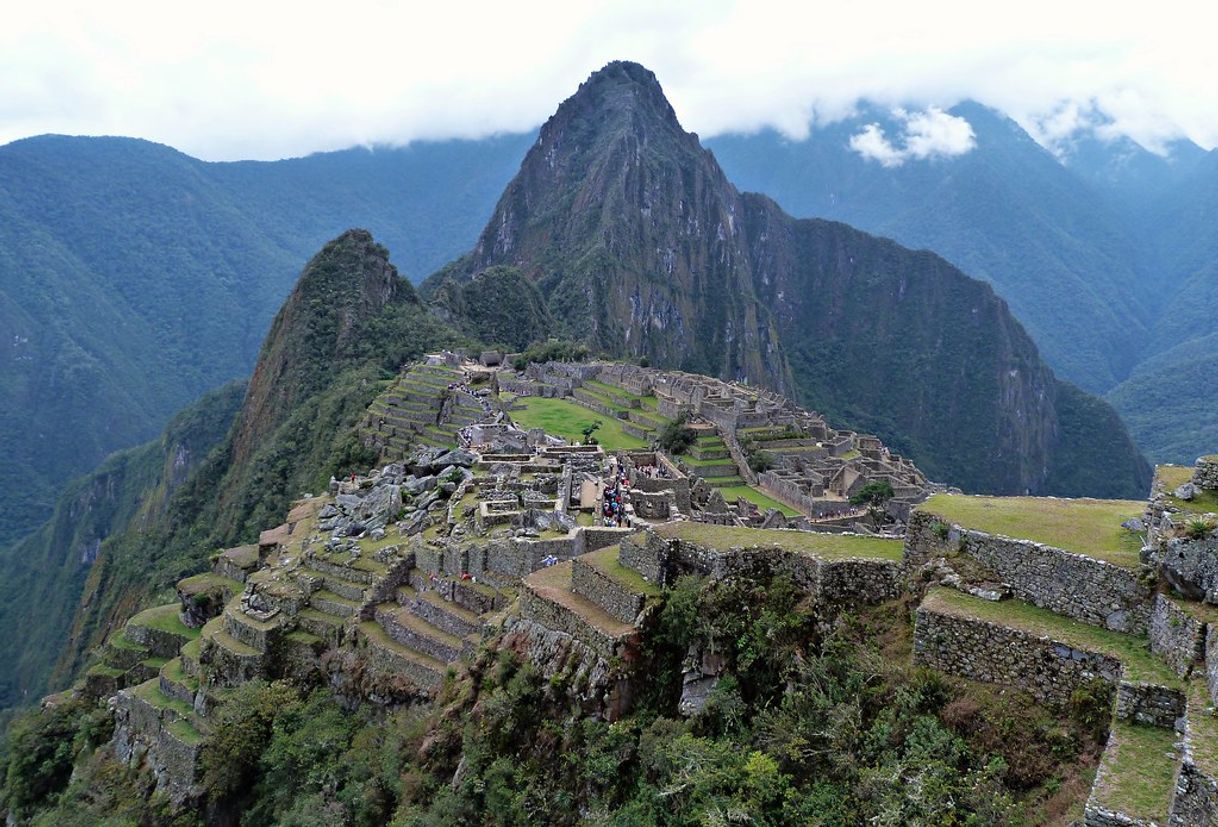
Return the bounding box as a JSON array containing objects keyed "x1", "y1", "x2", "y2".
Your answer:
[{"x1": 601, "y1": 465, "x2": 631, "y2": 527}]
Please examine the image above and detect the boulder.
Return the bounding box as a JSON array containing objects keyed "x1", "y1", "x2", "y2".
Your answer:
[
  {"x1": 1176, "y1": 483, "x2": 1198, "y2": 501},
  {"x1": 432, "y1": 449, "x2": 476, "y2": 469}
]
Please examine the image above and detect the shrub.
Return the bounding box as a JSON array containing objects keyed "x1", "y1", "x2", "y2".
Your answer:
[
  {"x1": 748, "y1": 450, "x2": 776, "y2": 473},
  {"x1": 1184, "y1": 518, "x2": 1216, "y2": 540}
]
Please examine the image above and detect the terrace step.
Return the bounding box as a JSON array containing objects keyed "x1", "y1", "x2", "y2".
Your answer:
[
  {"x1": 296, "y1": 608, "x2": 347, "y2": 645},
  {"x1": 1084, "y1": 720, "x2": 1181, "y2": 826},
  {"x1": 158, "y1": 658, "x2": 199, "y2": 706},
  {"x1": 406, "y1": 569, "x2": 512, "y2": 614},
  {"x1": 521, "y1": 561, "x2": 638, "y2": 661},
  {"x1": 303, "y1": 569, "x2": 368, "y2": 602},
  {"x1": 374, "y1": 603, "x2": 468, "y2": 663},
  {"x1": 570, "y1": 546, "x2": 659, "y2": 624},
  {"x1": 396, "y1": 583, "x2": 482, "y2": 638},
  {"x1": 222, "y1": 604, "x2": 282, "y2": 652},
  {"x1": 309, "y1": 589, "x2": 361, "y2": 619}
]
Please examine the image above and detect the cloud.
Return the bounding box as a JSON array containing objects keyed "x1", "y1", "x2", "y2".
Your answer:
[
  {"x1": 849, "y1": 108, "x2": 976, "y2": 167},
  {"x1": 0, "y1": 0, "x2": 1215, "y2": 160}
]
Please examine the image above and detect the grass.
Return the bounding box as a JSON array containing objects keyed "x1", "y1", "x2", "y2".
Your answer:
[
  {"x1": 166, "y1": 717, "x2": 204, "y2": 745},
  {"x1": 919, "y1": 494, "x2": 1146, "y2": 567},
  {"x1": 922, "y1": 587, "x2": 1180, "y2": 686},
  {"x1": 87, "y1": 663, "x2": 126, "y2": 678},
  {"x1": 128, "y1": 603, "x2": 200, "y2": 639},
  {"x1": 1091, "y1": 720, "x2": 1179, "y2": 821},
  {"x1": 681, "y1": 454, "x2": 738, "y2": 468},
  {"x1": 580, "y1": 546, "x2": 660, "y2": 596},
  {"x1": 1157, "y1": 465, "x2": 1218, "y2": 514},
  {"x1": 656, "y1": 521, "x2": 903, "y2": 561},
  {"x1": 509, "y1": 397, "x2": 646, "y2": 451},
  {"x1": 1187, "y1": 679, "x2": 1218, "y2": 777},
  {"x1": 132, "y1": 678, "x2": 196, "y2": 718},
  {"x1": 718, "y1": 485, "x2": 801, "y2": 517}
]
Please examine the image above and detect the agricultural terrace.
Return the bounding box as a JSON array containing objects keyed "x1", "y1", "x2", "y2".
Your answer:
[
  {"x1": 656, "y1": 521, "x2": 903, "y2": 561},
  {"x1": 919, "y1": 494, "x2": 1145, "y2": 567}
]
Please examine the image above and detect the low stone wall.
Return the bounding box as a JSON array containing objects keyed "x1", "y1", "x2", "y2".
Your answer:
[
  {"x1": 520, "y1": 585, "x2": 626, "y2": 661},
  {"x1": 571, "y1": 559, "x2": 646, "y2": 624},
  {"x1": 127, "y1": 624, "x2": 190, "y2": 660},
  {"x1": 1170, "y1": 761, "x2": 1218, "y2": 826},
  {"x1": 1208, "y1": 626, "x2": 1218, "y2": 706},
  {"x1": 619, "y1": 532, "x2": 667, "y2": 585},
  {"x1": 1193, "y1": 456, "x2": 1218, "y2": 490},
  {"x1": 1115, "y1": 682, "x2": 1186, "y2": 729},
  {"x1": 906, "y1": 511, "x2": 1154, "y2": 634},
  {"x1": 113, "y1": 689, "x2": 201, "y2": 805},
  {"x1": 1149, "y1": 595, "x2": 1206, "y2": 678},
  {"x1": 914, "y1": 608, "x2": 1122, "y2": 707}
]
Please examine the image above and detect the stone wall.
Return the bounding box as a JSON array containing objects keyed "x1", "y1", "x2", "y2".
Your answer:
[
  {"x1": 571, "y1": 558, "x2": 646, "y2": 624},
  {"x1": 1150, "y1": 594, "x2": 1206, "y2": 678},
  {"x1": 1194, "y1": 456, "x2": 1218, "y2": 490},
  {"x1": 906, "y1": 510, "x2": 1154, "y2": 634},
  {"x1": 913, "y1": 607, "x2": 1123, "y2": 707},
  {"x1": 1115, "y1": 682, "x2": 1186, "y2": 729},
  {"x1": 113, "y1": 689, "x2": 201, "y2": 805},
  {"x1": 1170, "y1": 760, "x2": 1218, "y2": 826},
  {"x1": 1209, "y1": 626, "x2": 1218, "y2": 706}
]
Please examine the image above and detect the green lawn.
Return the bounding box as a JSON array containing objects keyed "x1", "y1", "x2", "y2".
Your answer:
[
  {"x1": 922, "y1": 587, "x2": 1179, "y2": 686},
  {"x1": 656, "y1": 521, "x2": 903, "y2": 561},
  {"x1": 1091, "y1": 720, "x2": 1179, "y2": 822},
  {"x1": 127, "y1": 603, "x2": 200, "y2": 640},
  {"x1": 509, "y1": 397, "x2": 646, "y2": 451},
  {"x1": 718, "y1": 485, "x2": 801, "y2": 517},
  {"x1": 1188, "y1": 679, "x2": 1218, "y2": 777},
  {"x1": 918, "y1": 494, "x2": 1145, "y2": 567}
]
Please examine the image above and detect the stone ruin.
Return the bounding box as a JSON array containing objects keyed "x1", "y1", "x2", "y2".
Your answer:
[{"x1": 66, "y1": 358, "x2": 1218, "y2": 824}]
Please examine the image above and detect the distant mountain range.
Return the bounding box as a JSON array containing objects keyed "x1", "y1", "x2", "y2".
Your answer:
[{"x1": 2, "y1": 64, "x2": 1214, "y2": 550}]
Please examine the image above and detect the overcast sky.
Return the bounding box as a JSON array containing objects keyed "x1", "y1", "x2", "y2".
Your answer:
[{"x1": 2, "y1": 0, "x2": 1216, "y2": 161}]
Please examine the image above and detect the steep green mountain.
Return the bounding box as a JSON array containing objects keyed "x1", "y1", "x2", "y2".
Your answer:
[
  {"x1": 0, "y1": 381, "x2": 244, "y2": 710},
  {"x1": 425, "y1": 61, "x2": 1149, "y2": 497},
  {"x1": 707, "y1": 116, "x2": 1218, "y2": 466},
  {"x1": 706, "y1": 104, "x2": 1151, "y2": 395},
  {"x1": 0, "y1": 230, "x2": 462, "y2": 708},
  {"x1": 0, "y1": 134, "x2": 526, "y2": 548}
]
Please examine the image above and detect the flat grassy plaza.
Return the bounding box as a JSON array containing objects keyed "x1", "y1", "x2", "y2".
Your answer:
[{"x1": 507, "y1": 396, "x2": 647, "y2": 451}]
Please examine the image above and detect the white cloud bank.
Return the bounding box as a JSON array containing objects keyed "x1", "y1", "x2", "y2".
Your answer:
[
  {"x1": 849, "y1": 108, "x2": 977, "y2": 166},
  {"x1": 1, "y1": 0, "x2": 1216, "y2": 160}
]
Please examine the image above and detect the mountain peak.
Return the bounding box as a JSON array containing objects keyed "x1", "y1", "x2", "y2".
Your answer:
[{"x1": 547, "y1": 60, "x2": 684, "y2": 142}]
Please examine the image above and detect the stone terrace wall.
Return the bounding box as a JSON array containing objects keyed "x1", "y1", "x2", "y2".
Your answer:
[
  {"x1": 913, "y1": 607, "x2": 1123, "y2": 707},
  {"x1": 1193, "y1": 456, "x2": 1218, "y2": 490},
  {"x1": 621, "y1": 530, "x2": 903, "y2": 607},
  {"x1": 1150, "y1": 595, "x2": 1206, "y2": 678},
  {"x1": 906, "y1": 511, "x2": 1155, "y2": 634},
  {"x1": 1171, "y1": 762, "x2": 1218, "y2": 826}
]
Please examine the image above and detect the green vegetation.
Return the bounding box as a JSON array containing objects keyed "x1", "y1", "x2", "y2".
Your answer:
[
  {"x1": 580, "y1": 546, "x2": 660, "y2": 597},
  {"x1": 1188, "y1": 680, "x2": 1218, "y2": 777},
  {"x1": 919, "y1": 494, "x2": 1146, "y2": 567},
  {"x1": 508, "y1": 397, "x2": 645, "y2": 450},
  {"x1": 510, "y1": 339, "x2": 592, "y2": 370},
  {"x1": 657, "y1": 521, "x2": 904, "y2": 561},
  {"x1": 923, "y1": 588, "x2": 1179, "y2": 686},
  {"x1": 430, "y1": 266, "x2": 554, "y2": 350},
  {"x1": 717, "y1": 485, "x2": 801, "y2": 518},
  {"x1": 128, "y1": 604, "x2": 199, "y2": 640},
  {"x1": 1090, "y1": 721, "x2": 1179, "y2": 821},
  {"x1": 657, "y1": 415, "x2": 697, "y2": 455}
]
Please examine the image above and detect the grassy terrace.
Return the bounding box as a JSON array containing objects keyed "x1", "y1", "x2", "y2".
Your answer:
[
  {"x1": 656, "y1": 521, "x2": 903, "y2": 561},
  {"x1": 922, "y1": 587, "x2": 1179, "y2": 686},
  {"x1": 919, "y1": 494, "x2": 1145, "y2": 567},
  {"x1": 1156, "y1": 464, "x2": 1218, "y2": 514},
  {"x1": 1188, "y1": 679, "x2": 1218, "y2": 777},
  {"x1": 580, "y1": 546, "x2": 660, "y2": 596},
  {"x1": 718, "y1": 485, "x2": 801, "y2": 518},
  {"x1": 128, "y1": 604, "x2": 200, "y2": 639},
  {"x1": 509, "y1": 397, "x2": 646, "y2": 451},
  {"x1": 1091, "y1": 720, "x2": 1179, "y2": 822}
]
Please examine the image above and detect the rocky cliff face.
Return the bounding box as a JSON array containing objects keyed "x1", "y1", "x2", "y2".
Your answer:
[
  {"x1": 429, "y1": 61, "x2": 792, "y2": 391},
  {"x1": 426, "y1": 61, "x2": 1149, "y2": 497}
]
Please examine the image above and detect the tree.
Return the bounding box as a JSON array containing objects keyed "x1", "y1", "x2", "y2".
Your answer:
[
  {"x1": 581, "y1": 421, "x2": 602, "y2": 444},
  {"x1": 849, "y1": 480, "x2": 895, "y2": 529},
  {"x1": 658, "y1": 415, "x2": 697, "y2": 455}
]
